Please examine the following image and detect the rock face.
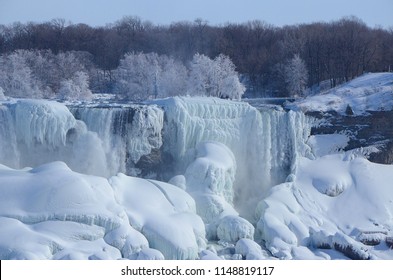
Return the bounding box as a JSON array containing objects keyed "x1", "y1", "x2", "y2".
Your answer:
[{"x1": 308, "y1": 110, "x2": 393, "y2": 164}]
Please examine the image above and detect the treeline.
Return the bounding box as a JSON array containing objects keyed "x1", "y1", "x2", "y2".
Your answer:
[{"x1": 0, "y1": 16, "x2": 392, "y2": 97}]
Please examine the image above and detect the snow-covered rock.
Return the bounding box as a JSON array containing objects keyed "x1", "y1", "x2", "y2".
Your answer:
[
  {"x1": 185, "y1": 141, "x2": 236, "y2": 203},
  {"x1": 216, "y1": 215, "x2": 254, "y2": 243},
  {"x1": 235, "y1": 238, "x2": 269, "y2": 260},
  {"x1": 109, "y1": 173, "x2": 206, "y2": 260},
  {"x1": 136, "y1": 248, "x2": 165, "y2": 260}
]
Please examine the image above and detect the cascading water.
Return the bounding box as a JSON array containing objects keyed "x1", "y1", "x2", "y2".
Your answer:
[
  {"x1": 69, "y1": 104, "x2": 164, "y2": 177},
  {"x1": 0, "y1": 104, "x2": 19, "y2": 168}
]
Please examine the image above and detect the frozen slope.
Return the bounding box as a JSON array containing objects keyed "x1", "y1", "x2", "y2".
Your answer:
[
  {"x1": 257, "y1": 153, "x2": 393, "y2": 260},
  {"x1": 0, "y1": 162, "x2": 205, "y2": 260},
  {"x1": 290, "y1": 72, "x2": 393, "y2": 115}
]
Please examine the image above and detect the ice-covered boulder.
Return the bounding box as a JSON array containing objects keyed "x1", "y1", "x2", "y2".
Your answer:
[
  {"x1": 216, "y1": 215, "x2": 254, "y2": 243},
  {"x1": 136, "y1": 248, "x2": 165, "y2": 260},
  {"x1": 185, "y1": 141, "x2": 236, "y2": 203},
  {"x1": 235, "y1": 238, "x2": 269, "y2": 260},
  {"x1": 109, "y1": 173, "x2": 206, "y2": 260}
]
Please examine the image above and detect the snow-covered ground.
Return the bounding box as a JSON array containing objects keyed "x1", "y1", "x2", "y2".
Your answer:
[
  {"x1": 289, "y1": 72, "x2": 393, "y2": 115},
  {"x1": 1, "y1": 83, "x2": 393, "y2": 259}
]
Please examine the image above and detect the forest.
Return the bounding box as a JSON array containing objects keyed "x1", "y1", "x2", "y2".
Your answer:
[{"x1": 0, "y1": 16, "x2": 392, "y2": 99}]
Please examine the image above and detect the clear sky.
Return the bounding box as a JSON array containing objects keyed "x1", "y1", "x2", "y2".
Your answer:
[{"x1": 0, "y1": 0, "x2": 392, "y2": 28}]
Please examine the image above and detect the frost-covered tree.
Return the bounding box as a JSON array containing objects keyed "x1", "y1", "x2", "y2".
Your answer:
[
  {"x1": 214, "y1": 54, "x2": 245, "y2": 100},
  {"x1": 58, "y1": 71, "x2": 93, "y2": 100},
  {"x1": 114, "y1": 52, "x2": 187, "y2": 100},
  {"x1": 0, "y1": 50, "x2": 94, "y2": 99},
  {"x1": 0, "y1": 50, "x2": 40, "y2": 98},
  {"x1": 187, "y1": 53, "x2": 213, "y2": 96},
  {"x1": 187, "y1": 53, "x2": 245, "y2": 100},
  {"x1": 114, "y1": 52, "x2": 160, "y2": 100},
  {"x1": 284, "y1": 54, "x2": 308, "y2": 97},
  {"x1": 157, "y1": 55, "x2": 188, "y2": 98}
]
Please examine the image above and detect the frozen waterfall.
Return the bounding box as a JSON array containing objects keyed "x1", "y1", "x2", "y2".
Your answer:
[
  {"x1": 151, "y1": 97, "x2": 313, "y2": 219},
  {"x1": 0, "y1": 97, "x2": 313, "y2": 214}
]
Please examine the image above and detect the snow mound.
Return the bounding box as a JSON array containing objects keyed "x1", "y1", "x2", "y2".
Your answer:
[
  {"x1": 136, "y1": 248, "x2": 165, "y2": 260},
  {"x1": 180, "y1": 142, "x2": 254, "y2": 242},
  {"x1": 235, "y1": 238, "x2": 269, "y2": 260},
  {"x1": 307, "y1": 134, "x2": 349, "y2": 157},
  {"x1": 216, "y1": 215, "x2": 254, "y2": 243},
  {"x1": 257, "y1": 154, "x2": 393, "y2": 259},
  {"x1": 290, "y1": 72, "x2": 393, "y2": 115},
  {"x1": 184, "y1": 141, "x2": 237, "y2": 205},
  {"x1": 109, "y1": 174, "x2": 206, "y2": 260}
]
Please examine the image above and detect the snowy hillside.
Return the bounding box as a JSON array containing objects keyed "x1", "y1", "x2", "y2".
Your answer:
[{"x1": 289, "y1": 73, "x2": 393, "y2": 115}]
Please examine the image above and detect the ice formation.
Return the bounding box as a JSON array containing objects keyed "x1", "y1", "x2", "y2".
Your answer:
[
  {"x1": 235, "y1": 238, "x2": 270, "y2": 260},
  {"x1": 109, "y1": 174, "x2": 206, "y2": 260},
  {"x1": 0, "y1": 162, "x2": 205, "y2": 260},
  {"x1": 0, "y1": 100, "x2": 164, "y2": 177}
]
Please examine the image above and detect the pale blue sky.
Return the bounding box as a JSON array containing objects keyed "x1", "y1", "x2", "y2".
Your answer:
[{"x1": 0, "y1": 0, "x2": 392, "y2": 28}]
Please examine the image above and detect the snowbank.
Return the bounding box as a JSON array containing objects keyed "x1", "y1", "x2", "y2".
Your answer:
[{"x1": 109, "y1": 174, "x2": 206, "y2": 260}]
